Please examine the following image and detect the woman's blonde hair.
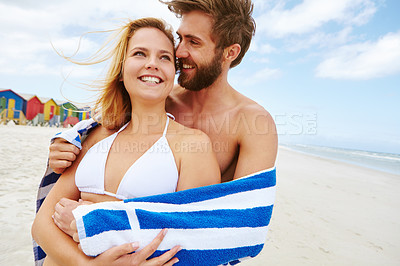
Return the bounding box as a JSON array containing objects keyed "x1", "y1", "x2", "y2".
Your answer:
[{"x1": 64, "y1": 18, "x2": 175, "y2": 129}]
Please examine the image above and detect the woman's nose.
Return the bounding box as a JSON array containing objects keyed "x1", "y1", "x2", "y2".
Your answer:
[{"x1": 145, "y1": 56, "x2": 159, "y2": 70}]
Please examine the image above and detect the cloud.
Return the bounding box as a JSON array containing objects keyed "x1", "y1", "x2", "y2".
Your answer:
[
  {"x1": 0, "y1": 1, "x2": 178, "y2": 77},
  {"x1": 255, "y1": 0, "x2": 376, "y2": 38},
  {"x1": 285, "y1": 27, "x2": 353, "y2": 52},
  {"x1": 250, "y1": 40, "x2": 276, "y2": 54},
  {"x1": 316, "y1": 31, "x2": 400, "y2": 80}
]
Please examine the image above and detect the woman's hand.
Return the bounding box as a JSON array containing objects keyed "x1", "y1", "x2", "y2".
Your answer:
[{"x1": 86, "y1": 229, "x2": 181, "y2": 266}]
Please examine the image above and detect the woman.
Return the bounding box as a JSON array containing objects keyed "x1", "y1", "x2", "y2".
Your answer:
[{"x1": 32, "y1": 18, "x2": 220, "y2": 265}]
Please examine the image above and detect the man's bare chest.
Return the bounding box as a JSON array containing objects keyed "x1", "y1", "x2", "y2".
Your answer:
[{"x1": 173, "y1": 111, "x2": 240, "y2": 176}]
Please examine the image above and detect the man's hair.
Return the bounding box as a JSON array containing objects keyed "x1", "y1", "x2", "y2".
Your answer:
[{"x1": 160, "y1": 0, "x2": 256, "y2": 68}]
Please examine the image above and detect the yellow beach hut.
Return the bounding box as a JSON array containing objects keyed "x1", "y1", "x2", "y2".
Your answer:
[{"x1": 40, "y1": 98, "x2": 59, "y2": 121}]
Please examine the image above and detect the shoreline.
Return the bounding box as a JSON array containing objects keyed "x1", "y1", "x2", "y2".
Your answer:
[{"x1": 280, "y1": 144, "x2": 400, "y2": 176}]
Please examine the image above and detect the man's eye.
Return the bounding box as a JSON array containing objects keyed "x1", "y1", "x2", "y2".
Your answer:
[{"x1": 190, "y1": 40, "x2": 199, "y2": 45}]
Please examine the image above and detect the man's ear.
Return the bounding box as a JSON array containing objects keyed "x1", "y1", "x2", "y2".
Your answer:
[{"x1": 224, "y1": 44, "x2": 241, "y2": 63}]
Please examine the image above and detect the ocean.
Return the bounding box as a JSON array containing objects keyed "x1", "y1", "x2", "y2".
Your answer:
[{"x1": 282, "y1": 144, "x2": 400, "y2": 175}]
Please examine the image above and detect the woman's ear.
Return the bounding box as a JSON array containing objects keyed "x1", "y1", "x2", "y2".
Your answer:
[{"x1": 224, "y1": 44, "x2": 241, "y2": 63}]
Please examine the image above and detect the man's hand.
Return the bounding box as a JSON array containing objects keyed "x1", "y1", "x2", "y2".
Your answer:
[
  {"x1": 86, "y1": 229, "x2": 180, "y2": 266},
  {"x1": 53, "y1": 198, "x2": 92, "y2": 237},
  {"x1": 49, "y1": 138, "x2": 80, "y2": 174}
]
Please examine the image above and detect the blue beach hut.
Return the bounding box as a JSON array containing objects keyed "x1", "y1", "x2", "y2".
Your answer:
[{"x1": 0, "y1": 89, "x2": 26, "y2": 120}]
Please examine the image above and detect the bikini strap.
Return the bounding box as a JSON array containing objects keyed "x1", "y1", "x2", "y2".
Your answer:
[
  {"x1": 166, "y1": 112, "x2": 175, "y2": 120},
  {"x1": 163, "y1": 116, "x2": 170, "y2": 136},
  {"x1": 117, "y1": 123, "x2": 129, "y2": 133}
]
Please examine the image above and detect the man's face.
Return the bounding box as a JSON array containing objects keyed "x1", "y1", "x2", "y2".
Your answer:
[{"x1": 176, "y1": 11, "x2": 224, "y2": 91}]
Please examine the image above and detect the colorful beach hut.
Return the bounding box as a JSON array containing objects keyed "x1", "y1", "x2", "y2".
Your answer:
[
  {"x1": 41, "y1": 98, "x2": 59, "y2": 121},
  {"x1": 20, "y1": 94, "x2": 44, "y2": 120},
  {"x1": 78, "y1": 106, "x2": 91, "y2": 121},
  {"x1": 59, "y1": 102, "x2": 79, "y2": 122},
  {"x1": 0, "y1": 97, "x2": 6, "y2": 114},
  {"x1": 0, "y1": 89, "x2": 26, "y2": 120}
]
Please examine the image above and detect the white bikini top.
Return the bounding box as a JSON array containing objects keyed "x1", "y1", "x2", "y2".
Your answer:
[{"x1": 75, "y1": 115, "x2": 178, "y2": 200}]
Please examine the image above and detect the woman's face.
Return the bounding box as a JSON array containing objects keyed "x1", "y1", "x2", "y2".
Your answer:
[{"x1": 122, "y1": 27, "x2": 175, "y2": 104}]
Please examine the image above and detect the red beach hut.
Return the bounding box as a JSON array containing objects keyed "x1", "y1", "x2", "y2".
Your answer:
[{"x1": 22, "y1": 95, "x2": 44, "y2": 120}]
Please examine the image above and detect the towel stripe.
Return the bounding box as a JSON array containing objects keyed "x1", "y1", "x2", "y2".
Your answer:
[
  {"x1": 83, "y1": 209, "x2": 131, "y2": 238},
  {"x1": 126, "y1": 169, "x2": 276, "y2": 205},
  {"x1": 149, "y1": 245, "x2": 264, "y2": 265},
  {"x1": 135, "y1": 206, "x2": 273, "y2": 229}
]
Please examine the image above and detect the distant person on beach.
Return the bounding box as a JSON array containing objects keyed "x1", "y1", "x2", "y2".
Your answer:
[
  {"x1": 39, "y1": 0, "x2": 278, "y2": 264},
  {"x1": 32, "y1": 17, "x2": 221, "y2": 265}
]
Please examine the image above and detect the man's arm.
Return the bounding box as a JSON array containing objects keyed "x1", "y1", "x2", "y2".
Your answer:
[
  {"x1": 48, "y1": 118, "x2": 98, "y2": 173},
  {"x1": 233, "y1": 107, "x2": 278, "y2": 179},
  {"x1": 49, "y1": 138, "x2": 81, "y2": 173}
]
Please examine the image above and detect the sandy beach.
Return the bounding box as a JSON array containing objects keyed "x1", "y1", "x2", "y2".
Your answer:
[{"x1": 0, "y1": 125, "x2": 399, "y2": 265}]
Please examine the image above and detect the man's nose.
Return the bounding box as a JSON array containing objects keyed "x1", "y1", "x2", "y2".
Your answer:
[{"x1": 176, "y1": 42, "x2": 189, "y2": 59}]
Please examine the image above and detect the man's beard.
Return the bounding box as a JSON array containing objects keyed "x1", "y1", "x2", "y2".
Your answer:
[{"x1": 177, "y1": 49, "x2": 223, "y2": 92}]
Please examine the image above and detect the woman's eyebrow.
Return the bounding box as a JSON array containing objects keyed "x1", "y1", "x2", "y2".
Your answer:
[
  {"x1": 130, "y1": 47, "x2": 173, "y2": 55},
  {"x1": 130, "y1": 47, "x2": 148, "y2": 52},
  {"x1": 160, "y1": 49, "x2": 173, "y2": 56}
]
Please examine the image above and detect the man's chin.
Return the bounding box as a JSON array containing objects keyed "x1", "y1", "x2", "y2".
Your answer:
[{"x1": 178, "y1": 81, "x2": 205, "y2": 92}]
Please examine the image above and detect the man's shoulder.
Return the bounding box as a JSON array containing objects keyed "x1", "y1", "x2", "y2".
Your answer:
[
  {"x1": 231, "y1": 92, "x2": 276, "y2": 139},
  {"x1": 234, "y1": 92, "x2": 274, "y2": 122}
]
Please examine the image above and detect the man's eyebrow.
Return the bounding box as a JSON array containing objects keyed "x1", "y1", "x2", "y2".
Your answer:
[{"x1": 176, "y1": 32, "x2": 202, "y2": 41}]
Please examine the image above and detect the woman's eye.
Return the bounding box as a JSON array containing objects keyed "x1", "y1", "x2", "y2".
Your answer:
[
  {"x1": 133, "y1": 51, "x2": 145, "y2": 57},
  {"x1": 161, "y1": 55, "x2": 171, "y2": 61}
]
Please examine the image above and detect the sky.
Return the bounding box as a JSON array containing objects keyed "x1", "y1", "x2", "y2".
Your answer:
[{"x1": 1, "y1": 0, "x2": 399, "y2": 154}]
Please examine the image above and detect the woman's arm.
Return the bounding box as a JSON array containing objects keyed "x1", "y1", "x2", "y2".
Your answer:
[
  {"x1": 32, "y1": 152, "x2": 90, "y2": 265},
  {"x1": 34, "y1": 126, "x2": 180, "y2": 265},
  {"x1": 176, "y1": 131, "x2": 221, "y2": 191},
  {"x1": 32, "y1": 125, "x2": 105, "y2": 264}
]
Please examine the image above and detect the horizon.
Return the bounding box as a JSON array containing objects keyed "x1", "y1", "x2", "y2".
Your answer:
[{"x1": 1, "y1": 0, "x2": 399, "y2": 154}]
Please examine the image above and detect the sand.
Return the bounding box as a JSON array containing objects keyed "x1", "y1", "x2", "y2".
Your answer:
[{"x1": 0, "y1": 125, "x2": 399, "y2": 265}]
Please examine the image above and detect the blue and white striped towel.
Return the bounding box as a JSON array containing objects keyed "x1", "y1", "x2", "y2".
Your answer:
[
  {"x1": 73, "y1": 168, "x2": 276, "y2": 265},
  {"x1": 33, "y1": 118, "x2": 276, "y2": 266}
]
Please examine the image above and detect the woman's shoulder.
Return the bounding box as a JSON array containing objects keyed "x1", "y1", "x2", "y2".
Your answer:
[
  {"x1": 81, "y1": 124, "x2": 117, "y2": 151},
  {"x1": 167, "y1": 120, "x2": 212, "y2": 156},
  {"x1": 168, "y1": 120, "x2": 210, "y2": 142}
]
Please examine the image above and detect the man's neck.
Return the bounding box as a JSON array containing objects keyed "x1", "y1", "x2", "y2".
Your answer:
[{"x1": 183, "y1": 74, "x2": 235, "y2": 113}]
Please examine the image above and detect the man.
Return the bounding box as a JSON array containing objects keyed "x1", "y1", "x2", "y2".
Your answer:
[{"x1": 41, "y1": 0, "x2": 277, "y2": 264}]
